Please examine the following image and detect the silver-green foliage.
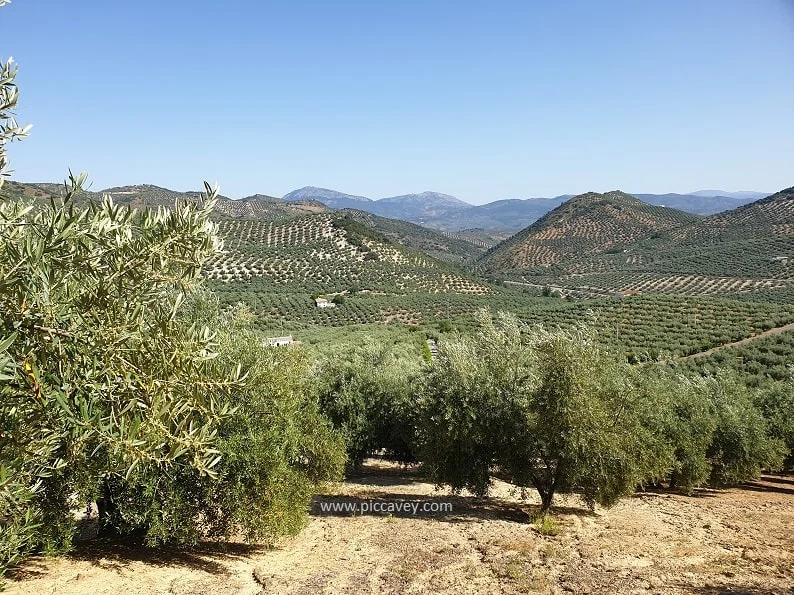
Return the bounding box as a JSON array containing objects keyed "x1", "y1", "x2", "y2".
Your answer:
[
  {"x1": 421, "y1": 310, "x2": 667, "y2": 510},
  {"x1": 420, "y1": 310, "x2": 786, "y2": 511},
  {"x1": 0, "y1": 40, "x2": 343, "y2": 572},
  {"x1": 315, "y1": 340, "x2": 422, "y2": 467},
  {"x1": 0, "y1": 172, "x2": 243, "y2": 566},
  {"x1": 99, "y1": 294, "x2": 346, "y2": 546}
]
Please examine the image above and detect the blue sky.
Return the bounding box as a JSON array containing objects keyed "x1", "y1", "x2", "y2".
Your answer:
[{"x1": 3, "y1": 0, "x2": 793, "y2": 204}]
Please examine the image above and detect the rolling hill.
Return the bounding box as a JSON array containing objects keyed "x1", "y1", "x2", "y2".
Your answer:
[
  {"x1": 476, "y1": 191, "x2": 700, "y2": 274},
  {"x1": 480, "y1": 186, "x2": 794, "y2": 299},
  {"x1": 204, "y1": 211, "x2": 489, "y2": 293},
  {"x1": 338, "y1": 209, "x2": 488, "y2": 263},
  {"x1": 280, "y1": 186, "x2": 766, "y2": 232}
]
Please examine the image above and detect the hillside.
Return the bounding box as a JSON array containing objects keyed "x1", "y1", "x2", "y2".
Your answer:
[
  {"x1": 477, "y1": 191, "x2": 699, "y2": 274},
  {"x1": 486, "y1": 186, "x2": 794, "y2": 299},
  {"x1": 205, "y1": 211, "x2": 489, "y2": 292},
  {"x1": 672, "y1": 185, "x2": 794, "y2": 243},
  {"x1": 365, "y1": 191, "x2": 470, "y2": 221},
  {"x1": 338, "y1": 209, "x2": 488, "y2": 263},
  {"x1": 204, "y1": 211, "x2": 493, "y2": 329}
]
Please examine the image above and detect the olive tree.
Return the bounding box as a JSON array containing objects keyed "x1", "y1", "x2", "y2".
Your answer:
[
  {"x1": 753, "y1": 379, "x2": 794, "y2": 470},
  {"x1": 315, "y1": 340, "x2": 421, "y2": 468},
  {"x1": 420, "y1": 310, "x2": 536, "y2": 496},
  {"x1": 704, "y1": 373, "x2": 786, "y2": 485},
  {"x1": 421, "y1": 310, "x2": 669, "y2": 511},
  {"x1": 0, "y1": 38, "x2": 344, "y2": 574},
  {"x1": 100, "y1": 295, "x2": 346, "y2": 545}
]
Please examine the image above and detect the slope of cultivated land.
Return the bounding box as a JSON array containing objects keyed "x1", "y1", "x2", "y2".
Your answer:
[
  {"x1": 675, "y1": 327, "x2": 794, "y2": 385},
  {"x1": 504, "y1": 293, "x2": 794, "y2": 359},
  {"x1": 670, "y1": 185, "x2": 794, "y2": 244},
  {"x1": 477, "y1": 191, "x2": 700, "y2": 274},
  {"x1": 204, "y1": 213, "x2": 491, "y2": 295},
  {"x1": 491, "y1": 186, "x2": 794, "y2": 298},
  {"x1": 7, "y1": 461, "x2": 793, "y2": 595},
  {"x1": 338, "y1": 209, "x2": 489, "y2": 264}
]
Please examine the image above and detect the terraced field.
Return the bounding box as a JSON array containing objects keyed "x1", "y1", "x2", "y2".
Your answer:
[
  {"x1": 478, "y1": 191, "x2": 700, "y2": 272},
  {"x1": 482, "y1": 186, "x2": 794, "y2": 299},
  {"x1": 205, "y1": 213, "x2": 491, "y2": 294},
  {"x1": 337, "y1": 209, "x2": 489, "y2": 264}
]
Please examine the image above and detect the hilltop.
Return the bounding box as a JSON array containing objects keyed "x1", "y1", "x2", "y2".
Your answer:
[
  {"x1": 7, "y1": 180, "x2": 770, "y2": 235},
  {"x1": 4, "y1": 181, "x2": 330, "y2": 221},
  {"x1": 477, "y1": 191, "x2": 699, "y2": 274},
  {"x1": 282, "y1": 186, "x2": 372, "y2": 210},
  {"x1": 366, "y1": 191, "x2": 470, "y2": 221}
]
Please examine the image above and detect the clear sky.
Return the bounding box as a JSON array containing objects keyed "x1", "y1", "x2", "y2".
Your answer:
[{"x1": 3, "y1": 0, "x2": 793, "y2": 204}]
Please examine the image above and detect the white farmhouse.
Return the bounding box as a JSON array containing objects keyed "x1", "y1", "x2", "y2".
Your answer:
[{"x1": 264, "y1": 335, "x2": 294, "y2": 347}]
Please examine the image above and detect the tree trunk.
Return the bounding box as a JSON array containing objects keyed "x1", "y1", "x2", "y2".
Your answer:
[
  {"x1": 96, "y1": 480, "x2": 118, "y2": 536},
  {"x1": 540, "y1": 490, "x2": 554, "y2": 512}
]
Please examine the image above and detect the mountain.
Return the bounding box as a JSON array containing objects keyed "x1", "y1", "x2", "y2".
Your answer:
[
  {"x1": 366, "y1": 191, "x2": 470, "y2": 221},
  {"x1": 632, "y1": 193, "x2": 757, "y2": 215},
  {"x1": 423, "y1": 196, "x2": 572, "y2": 231},
  {"x1": 477, "y1": 191, "x2": 700, "y2": 274},
  {"x1": 688, "y1": 190, "x2": 770, "y2": 200},
  {"x1": 282, "y1": 186, "x2": 372, "y2": 210},
  {"x1": 279, "y1": 186, "x2": 770, "y2": 233}
]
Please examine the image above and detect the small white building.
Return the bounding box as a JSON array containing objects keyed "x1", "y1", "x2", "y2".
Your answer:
[
  {"x1": 315, "y1": 297, "x2": 336, "y2": 308},
  {"x1": 264, "y1": 335, "x2": 294, "y2": 347}
]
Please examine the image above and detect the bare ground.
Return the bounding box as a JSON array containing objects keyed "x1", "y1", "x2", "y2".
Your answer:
[{"x1": 6, "y1": 461, "x2": 793, "y2": 595}]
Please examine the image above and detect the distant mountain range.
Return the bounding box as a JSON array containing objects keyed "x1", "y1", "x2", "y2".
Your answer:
[
  {"x1": 282, "y1": 186, "x2": 769, "y2": 232},
  {"x1": 6, "y1": 179, "x2": 772, "y2": 235}
]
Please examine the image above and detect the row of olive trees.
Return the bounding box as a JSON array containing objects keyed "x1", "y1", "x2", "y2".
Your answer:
[{"x1": 316, "y1": 310, "x2": 790, "y2": 512}]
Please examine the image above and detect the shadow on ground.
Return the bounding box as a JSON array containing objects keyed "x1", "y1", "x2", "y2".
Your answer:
[
  {"x1": 316, "y1": 460, "x2": 597, "y2": 523},
  {"x1": 682, "y1": 585, "x2": 790, "y2": 595},
  {"x1": 7, "y1": 537, "x2": 269, "y2": 581}
]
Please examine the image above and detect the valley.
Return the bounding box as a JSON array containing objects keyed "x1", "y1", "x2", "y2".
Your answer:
[{"x1": 8, "y1": 179, "x2": 794, "y2": 379}]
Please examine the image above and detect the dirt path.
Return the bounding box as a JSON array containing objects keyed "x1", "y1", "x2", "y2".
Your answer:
[
  {"x1": 6, "y1": 462, "x2": 794, "y2": 595},
  {"x1": 679, "y1": 321, "x2": 794, "y2": 360}
]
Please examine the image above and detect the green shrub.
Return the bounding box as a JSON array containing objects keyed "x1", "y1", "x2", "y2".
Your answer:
[
  {"x1": 705, "y1": 374, "x2": 786, "y2": 485},
  {"x1": 0, "y1": 174, "x2": 239, "y2": 570},
  {"x1": 315, "y1": 341, "x2": 421, "y2": 468},
  {"x1": 420, "y1": 311, "x2": 668, "y2": 511},
  {"x1": 101, "y1": 299, "x2": 345, "y2": 544},
  {"x1": 753, "y1": 380, "x2": 794, "y2": 469}
]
